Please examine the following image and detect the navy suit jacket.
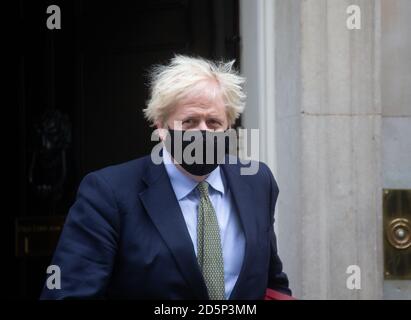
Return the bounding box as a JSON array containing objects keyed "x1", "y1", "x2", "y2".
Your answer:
[{"x1": 40, "y1": 154, "x2": 290, "y2": 299}]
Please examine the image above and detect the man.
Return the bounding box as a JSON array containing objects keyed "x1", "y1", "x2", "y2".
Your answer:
[{"x1": 41, "y1": 55, "x2": 291, "y2": 299}]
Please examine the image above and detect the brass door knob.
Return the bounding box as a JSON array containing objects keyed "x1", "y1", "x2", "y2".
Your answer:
[{"x1": 386, "y1": 218, "x2": 411, "y2": 250}]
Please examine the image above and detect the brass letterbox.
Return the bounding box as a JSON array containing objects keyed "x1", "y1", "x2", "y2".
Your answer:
[{"x1": 383, "y1": 189, "x2": 411, "y2": 280}]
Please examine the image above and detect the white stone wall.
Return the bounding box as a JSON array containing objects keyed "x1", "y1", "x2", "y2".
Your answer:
[
  {"x1": 288, "y1": 0, "x2": 382, "y2": 299},
  {"x1": 381, "y1": 0, "x2": 411, "y2": 299},
  {"x1": 274, "y1": 0, "x2": 303, "y2": 298},
  {"x1": 242, "y1": 0, "x2": 385, "y2": 299},
  {"x1": 241, "y1": 0, "x2": 411, "y2": 300}
]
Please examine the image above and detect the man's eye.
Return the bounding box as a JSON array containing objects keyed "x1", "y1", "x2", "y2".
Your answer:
[{"x1": 208, "y1": 119, "x2": 221, "y2": 125}]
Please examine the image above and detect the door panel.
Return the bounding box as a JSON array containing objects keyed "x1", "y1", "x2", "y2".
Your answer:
[{"x1": 15, "y1": 0, "x2": 239, "y2": 298}]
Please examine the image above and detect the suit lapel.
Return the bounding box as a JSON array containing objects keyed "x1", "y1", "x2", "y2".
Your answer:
[
  {"x1": 221, "y1": 162, "x2": 259, "y2": 300},
  {"x1": 139, "y1": 159, "x2": 209, "y2": 299}
]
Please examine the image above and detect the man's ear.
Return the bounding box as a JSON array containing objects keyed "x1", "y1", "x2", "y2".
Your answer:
[{"x1": 155, "y1": 121, "x2": 167, "y2": 142}]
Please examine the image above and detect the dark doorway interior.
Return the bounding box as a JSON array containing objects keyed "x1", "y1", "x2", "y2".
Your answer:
[{"x1": 15, "y1": 0, "x2": 240, "y2": 299}]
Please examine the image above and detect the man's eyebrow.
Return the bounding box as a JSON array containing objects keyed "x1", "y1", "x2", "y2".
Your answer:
[
  {"x1": 208, "y1": 114, "x2": 225, "y2": 119},
  {"x1": 181, "y1": 114, "x2": 200, "y2": 119},
  {"x1": 180, "y1": 111, "x2": 224, "y2": 119},
  {"x1": 207, "y1": 117, "x2": 223, "y2": 122}
]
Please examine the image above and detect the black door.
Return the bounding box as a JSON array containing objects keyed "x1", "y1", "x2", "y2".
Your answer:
[{"x1": 15, "y1": 0, "x2": 240, "y2": 299}]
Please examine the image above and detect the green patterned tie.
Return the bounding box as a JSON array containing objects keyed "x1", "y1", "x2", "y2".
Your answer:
[{"x1": 196, "y1": 181, "x2": 225, "y2": 300}]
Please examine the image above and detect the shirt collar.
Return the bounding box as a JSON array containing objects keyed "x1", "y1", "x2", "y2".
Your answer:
[{"x1": 162, "y1": 147, "x2": 225, "y2": 200}]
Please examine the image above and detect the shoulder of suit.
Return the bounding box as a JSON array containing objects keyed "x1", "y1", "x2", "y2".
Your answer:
[
  {"x1": 223, "y1": 154, "x2": 272, "y2": 184},
  {"x1": 85, "y1": 154, "x2": 153, "y2": 190}
]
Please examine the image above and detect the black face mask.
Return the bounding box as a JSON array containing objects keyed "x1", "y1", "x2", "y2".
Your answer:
[{"x1": 164, "y1": 129, "x2": 232, "y2": 176}]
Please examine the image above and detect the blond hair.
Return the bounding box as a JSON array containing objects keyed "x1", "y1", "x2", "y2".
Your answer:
[{"x1": 143, "y1": 55, "x2": 246, "y2": 126}]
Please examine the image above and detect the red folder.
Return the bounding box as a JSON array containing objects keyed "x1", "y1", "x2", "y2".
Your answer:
[{"x1": 264, "y1": 288, "x2": 296, "y2": 300}]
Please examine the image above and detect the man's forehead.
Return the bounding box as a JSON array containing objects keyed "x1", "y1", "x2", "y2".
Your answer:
[
  {"x1": 179, "y1": 80, "x2": 223, "y2": 102},
  {"x1": 175, "y1": 101, "x2": 226, "y2": 118}
]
